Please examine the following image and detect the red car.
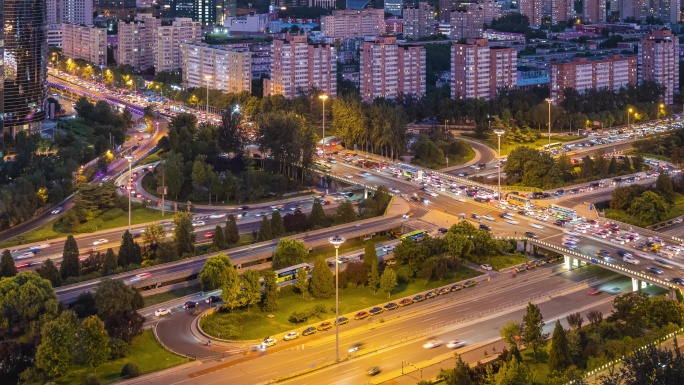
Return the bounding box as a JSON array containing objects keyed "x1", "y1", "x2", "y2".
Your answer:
[
  {"x1": 587, "y1": 289, "x2": 600, "y2": 295},
  {"x1": 322, "y1": 201, "x2": 331, "y2": 205},
  {"x1": 204, "y1": 231, "x2": 214, "y2": 238}
]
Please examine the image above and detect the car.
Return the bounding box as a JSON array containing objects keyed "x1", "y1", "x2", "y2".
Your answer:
[
  {"x1": 479, "y1": 224, "x2": 491, "y2": 231},
  {"x1": 369, "y1": 307, "x2": 384, "y2": 315},
  {"x1": 154, "y1": 308, "x2": 171, "y2": 317},
  {"x1": 336, "y1": 316, "x2": 349, "y2": 325},
  {"x1": 51, "y1": 207, "x2": 63, "y2": 214},
  {"x1": 205, "y1": 295, "x2": 221, "y2": 304},
  {"x1": 422, "y1": 198, "x2": 430, "y2": 204},
  {"x1": 361, "y1": 172, "x2": 371, "y2": 177},
  {"x1": 587, "y1": 289, "x2": 601, "y2": 295},
  {"x1": 348, "y1": 342, "x2": 365, "y2": 353},
  {"x1": 283, "y1": 331, "x2": 300, "y2": 341},
  {"x1": 28, "y1": 244, "x2": 50, "y2": 251},
  {"x1": 354, "y1": 311, "x2": 370, "y2": 320},
  {"x1": 191, "y1": 221, "x2": 205, "y2": 227},
  {"x1": 384, "y1": 302, "x2": 399, "y2": 311},
  {"x1": 399, "y1": 298, "x2": 413, "y2": 306},
  {"x1": 425, "y1": 291, "x2": 437, "y2": 299},
  {"x1": 302, "y1": 327, "x2": 317, "y2": 336},
  {"x1": 482, "y1": 215, "x2": 495, "y2": 221},
  {"x1": 204, "y1": 231, "x2": 214, "y2": 238},
  {"x1": 367, "y1": 366, "x2": 382, "y2": 376},
  {"x1": 446, "y1": 340, "x2": 466, "y2": 349},
  {"x1": 437, "y1": 287, "x2": 450, "y2": 295},
  {"x1": 263, "y1": 337, "x2": 276, "y2": 347},
  {"x1": 647, "y1": 266, "x2": 664, "y2": 275},
  {"x1": 437, "y1": 228, "x2": 448, "y2": 234},
  {"x1": 481, "y1": 264, "x2": 493, "y2": 271},
  {"x1": 412, "y1": 294, "x2": 425, "y2": 302},
  {"x1": 317, "y1": 321, "x2": 333, "y2": 331},
  {"x1": 241, "y1": 206, "x2": 249, "y2": 210},
  {"x1": 92, "y1": 239, "x2": 109, "y2": 246},
  {"x1": 422, "y1": 339, "x2": 443, "y2": 349},
  {"x1": 183, "y1": 301, "x2": 197, "y2": 309},
  {"x1": 463, "y1": 280, "x2": 477, "y2": 288},
  {"x1": 610, "y1": 238, "x2": 625, "y2": 245},
  {"x1": 451, "y1": 283, "x2": 463, "y2": 292},
  {"x1": 382, "y1": 245, "x2": 396, "y2": 252},
  {"x1": 671, "y1": 277, "x2": 684, "y2": 286},
  {"x1": 344, "y1": 174, "x2": 353, "y2": 179},
  {"x1": 562, "y1": 242, "x2": 577, "y2": 250},
  {"x1": 130, "y1": 273, "x2": 151, "y2": 282},
  {"x1": 15, "y1": 252, "x2": 35, "y2": 260}
]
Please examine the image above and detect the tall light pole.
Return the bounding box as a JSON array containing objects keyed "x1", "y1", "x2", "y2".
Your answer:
[
  {"x1": 319, "y1": 94, "x2": 328, "y2": 154},
  {"x1": 125, "y1": 155, "x2": 135, "y2": 231},
  {"x1": 628, "y1": 107, "x2": 633, "y2": 129},
  {"x1": 658, "y1": 103, "x2": 664, "y2": 120},
  {"x1": 494, "y1": 129, "x2": 505, "y2": 206},
  {"x1": 545, "y1": 98, "x2": 553, "y2": 147},
  {"x1": 205, "y1": 75, "x2": 212, "y2": 117},
  {"x1": 329, "y1": 235, "x2": 345, "y2": 362}
]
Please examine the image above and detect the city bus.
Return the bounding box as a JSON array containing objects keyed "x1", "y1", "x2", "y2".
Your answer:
[
  {"x1": 549, "y1": 205, "x2": 577, "y2": 221},
  {"x1": 505, "y1": 193, "x2": 532, "y2": 208},
  {"x1": 274, "y1": 263, "x2": 312, "y2": 284},
  {"x1": 543, "y1": 142, "x2": 562, "y2": 151},
  {"x1": 396, "y1": 164, "x2": 424, "y2": 181},
  {"x1": 313, "y1": 162, "x2": 331, "y2": 172},
  {"x1": 401, "y1": 230, "x2": 429, "y2": 242}
]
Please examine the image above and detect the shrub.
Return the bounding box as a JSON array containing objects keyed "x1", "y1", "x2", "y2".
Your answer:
[
  {"x1": 101, "y1": 208, "x2": 125, "y2": 221},
  {"x1": 288, "y1": 311, "x2": 309, "y2": 324},
  {"x1": 121, "y1": 362, "x2": 141, "y2": 378},
  {"x1": 82, "y1": 374, "x2": 101, "y2": 385},
  {"x1": 109, "y1": 338, "x2": 131, "y2": 359},
  {"x1": 393, "y1": 265, "x2": 413, "y2": 283},
  {"x1": 309, "y1": 304, "x2": 327, "y2": 318}
]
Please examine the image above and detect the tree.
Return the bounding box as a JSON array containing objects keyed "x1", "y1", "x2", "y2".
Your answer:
[
  {"x1": 83, "y1": 373, "x2": 101, "y2": 385},
  {"x1": 242, "y1": 269, "x2": 262, "y2": 312},
  {"x1": 272, "y1": 239, "x2": 307, "y2": 269},
  {"x1": 380, "y1": 268, "x2": 397, "y2": 298},
  {"x1": 258, "y1": 216, "x2": 273, "y2": 241},
  {"x1": 101, "y1": 248, "x2": 118, "y2": 276},
  {"x1": 60, "y1": 235, "x2": 80, "y2": 280},
  {"x1": 294, "y1": 269, "x2": 310, "y2": 298},
  {"x1": 270, "y1": 210, "x2": 285, "y2": 237},
  {"x1": 221, "y1": 267, "x2": 244, "y2": 311},
  {"x1": 173, "y1": 211, "x2": 196, "y2": 258},
  {"x1": 118, "y1": 230, "x2": 142, "y2": 267},
  {"x1": 438, "y1": 355, "x2": 472, "y2": 385},
  {"x1": 656, "y1": 172, "x2": 675, "y2": 204},
  {"x1": 368, "y1": 262, "x2": 380, "y2": 294},
  {"x1": 157, "y1": 241, "x2": 180, "y2": 263},
  {"x1": 0, "y1": 250, "x2": 17, "y2": 278},
  {"x1": 212, "y1": 225, "x2": 228, "y2": 249},
  {"x1": 262, "y1": 272, "x2": 278, "y2": 312},
  {"x1": 335, "y1": 201, "x2": 357, "y2": 224},
  {"x1": 607, "y1": 156, "x2": 618, "y2": 175},
  {"x1": 309, "y1": 255, "x2": 335, "y2": 299},
  {"x1": 142, "y1": 223, "x2": 166, "y2": 253},
  {"x1": 103, "y1": 310, "x2": 144, "y2": 343},
  {"x1": 38, "y1": 259, "x2": 61, "y2": 287},
  {"x1": 0, "y1": 272, "x2": 59, "y2": 335},
  {"x1": 198, "y1": 254, "x2": 232, "y2": 291},
  {"x1": 522, "y1": 303, "x2": 546, "y2": 360},
  {"x1": 308, "y1": 198, "x2": 327, "y2": 228},
  {"x1": 610, "y1": 185, "x2": 646, "y2": 210},
  {"x1": 363, "y1": 242, "x2": 379, "y2": 272},
  {"x1": 548, "y1": 320, "x2": 572, "y2": 372},
  {"x1": 75, "y1": 316, "x2": 111, "y2": 373},
  {"x1": 191, "y1": 159, "x2": 207, "y2": 192},
  {"x1": 443, "y1": 232, "x2": 473, "y2": 260},
  {"x1": 94, "y1": 279, "x2": 140, "y2": 319},
  {"x1": 486, "y1": 357, "x2": 532, "y2": 384},
  {"x1": 566, "y1": 312, "x2": 584, "y2": 330},
  {"x1": 628, "y1": 191, "x2": 669, "y2": 224},
  {"x1": 224, "y1": 215, "x2": 240, "y2": 244},
  {"x1": 500, "y1": 320, "x2": 523, "y2": 347},
  {"x1": 35, "y1": 312, "x2": 77, "y2": 379}
]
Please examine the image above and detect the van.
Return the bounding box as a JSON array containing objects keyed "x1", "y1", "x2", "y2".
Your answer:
[
  {"x1": 623, "y1": 255, "x2": 640, "y2": 265},
  {"x1": 479, "y1": 224, "x2": 491, "y2": 231},
  {"x1": 658, "y1": 250, "x2": 674, "y2": 259}
]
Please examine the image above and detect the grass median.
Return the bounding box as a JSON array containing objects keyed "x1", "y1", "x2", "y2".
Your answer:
[
  {"x1": 54, "y1": 329, "x2": 187, "y2": 385},
  {"x1": 478, "y1": 254, "x2": 531, "y2": 271},
  {"x1": 200, "y1": 265, "x2": 482, "y2": 341}
]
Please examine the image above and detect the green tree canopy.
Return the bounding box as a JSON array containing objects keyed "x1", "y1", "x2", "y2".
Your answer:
[
  {"x1": 309, "y1": 255, "x2": 334, "y2": 299},
  {"x1": 60, "y1": 235, "x2": 80, "y2": 280},
  {"x1": 272, "y1": 239, "x2": 307, "y2": 270},
  {"x1": 198, "y1": 254, "x2": 232, "y2": 291},
  {"x1": 0, "y1": 250, "x2": 17, "y2": 278}
]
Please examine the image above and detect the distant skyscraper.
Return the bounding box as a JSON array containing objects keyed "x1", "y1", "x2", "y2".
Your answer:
[
  {"x1": 0, "y1": 7, "x2": 4, "y2": 155},
  {"x1": 403, "y1": 2, "x2": 434, "y2": 40},
  {"x1": 2, "y1": 0, "x2": 48, "y2": 137},
  {"x1": 520, "y1": 0, "x2": 542, "y2": 26},
  {"x1": 551, "y1": 0, "x2": 573, "y2": 24},
  {"x1": 639, "y1": 30, "x2": 679, "y2": 104},
  {"x1": 451, "y1": 38, "x2": 517, "y2": 100},
  {"x1": 63, "y1": 0, "x2": 94, "y2": 25},
  {"x1": 170, "y1": 0, "x2": 195, "y2": 18},
  {"x1": 195, "y1": 0, "x2": 217, "y2": 26},
  {"x1": 583, "y1": 0, "x2": 606, "y2": 22}
]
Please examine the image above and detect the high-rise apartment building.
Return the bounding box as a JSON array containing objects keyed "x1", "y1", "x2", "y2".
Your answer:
[
  {"x1": 194, "y1": 0, "x2": 217, "y2": 26},
  {"x1": 551, "y1": 0, "x2": 573, "y2": 24},
  {"x1": 117, "y1": 13, "x2": 160, "y2": 72},
  {"x1": 403, "y1": 2, "x2": 434, "y2": 40},
  {"x1": 181, "y1": 43, "x2": 252, "y2": 93},
  {"x1": 519, "y1": 0, "x2": 542, "y2": 26},
  {"x1": 320, "y1": 9, "x2": 385, "y2": 39},
  {"x1": 2, "y1": 0, "x2": 48, "y2": 135},
  {"x1": 451, "y1": 38, "x2": 517, "y2": 100},
  {"x1": 268, "y1": 34, "x2": 336, "y2": 99},
  {"x1": 550, "y1": 55, "x2": 637, "y2": 102},
  {"x1": 62, "y1": 0, "x2": 94, "y2": 25},
  {"x1": 62, "y1": 24, "x2": 108, "y2": 66},
  {"x1": 639, "y1": 30, "x2": 679, "y2": 104},
  {"x1": 154, "y1": 18, "x2": 202, "y2": 72},
  {"x1": 583, "y1": 0, "x2": 606, "y2": 22},
  {"x1": 169, "y1": 0, "x2": 195, "y2": 19},
  {"x1": 449, "y1": 1, "x2": 497, "y2": 40},
  {"x1": 385, "y1": 0, "x2": 403, "y2": 16},
  {"x1": 360, "y1": 36, "x2": 426, "y2": 102}
]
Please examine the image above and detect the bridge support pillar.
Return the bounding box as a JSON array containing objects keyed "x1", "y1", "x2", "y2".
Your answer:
[
  {"x1": 632, "y1": 278, "x2": 641, "y2": 292},
  {"x1": 669, "y1": 288, "x2": 679, "y2": 300},
  {"x1": 364, "y1": 187, "x2": 368, "y2": 199},
  {"x1": 564, "y1": 255, "x2": 572, "y2": 270}
]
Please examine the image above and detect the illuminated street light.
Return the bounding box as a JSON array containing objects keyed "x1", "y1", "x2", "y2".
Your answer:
[
  {"x1": 328, "y1": 235, "x2": 345, "y2": 362},
  {"x1": 319, "y1": 94, "x2": 328, "y2": 155},
  {"x1": 545, "y1": 98, "x2": 553, "y2": 147},
  {"x1": 125, "y1": 155, "x2": 135, "y2": 231},
  {"x1": 493, "y1": 129, "x2": 505, "y2": 206}
]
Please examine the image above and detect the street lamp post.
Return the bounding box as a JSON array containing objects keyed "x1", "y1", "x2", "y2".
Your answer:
[
  {"x1": 329, "y1": 235, "x2": 345, "y2": 362},
  {"x1": 493, "y1": 129, "x2": 505, "y2": 206},
  {"x1": 125, "y1": 155, "x2": 135, "y2": 231},
  {"x1": 658, "y1": 103, "x2": 664, "y2": 120},
  {"x1": 319, "y1": 94, "x2": 328, "y2": 154},
  {"x1": 628, "y1": 108, "x2": 633, "y2": 129},
  {"x1": 205, "y1": 75, "x2": 212, "y2": 117},
  {"x1": 545, "y1": 98, "x2": 553, "y2": 147}
]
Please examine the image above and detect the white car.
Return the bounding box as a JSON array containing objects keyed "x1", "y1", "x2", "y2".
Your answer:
[
  {"x1": 209, "y1": 213, "x2": 226, "y2": 219},
  {"x1": 28, "y1": 244, "x2": 50, "y2": 251},
  {"x1": 562, "y1": 242, "x2": 577, "y2": 250},
  {"x1": 446, "y1": 340, "x2": 466, "y2": 349},
  {"x1": 610, "y1": 238, "x2": 625, "y2": 244},
  {"x1": 454, "y1": 197, "x2": 466, "y2": 203},
  {"x1": 361, "y1": 172, "x2": 371, "y2": 177},
  {"x1": 530, "y1": 223, "x2": 545, "y2": 230},
  {"x1": 666, "y1": 246, "x2": 681, "y2": 253},
  {"x1": 263, "y1": 337, "x2": 277, "y2": 347},
  {"x1": 481, "y1": 264, "x2": 492, "y2": 271},
  {"x1": 536, "y1": 214, "x2": 549, "y2": 222},
  {"x1": 506, "y1": 219, "x2": 519, "y2": 225},
  {"x1": 482, "y1": 215, "x2": 495, "y2": 221},
  {"x1": 422, "y1": 339, "x2": 443, "y2": 349},
  {"x1": 428, "y1": 191, "x2": 438, "y2": 197},
  {"x1": 344, "y1": 174, "x2": 353, "y2": 179},
  {"x1": 51, "y1": 207, "x2": 63, "y2": 214},
  {"x1": 283, "y1": 331, "x2": 300, "y2": 341},
  {"x1": 382, "y1": 245, "x2": 396, "y2": 252},
  {"x1": 192, "y1": 221, "x2": 205, "y2": 227},
  {"x1": 565, "y1": 231, "x2": 581, "y2": 237},
  {"x1": 92, "y1": 239, "x2": 109, "y2": 246},
  {"x1": 15, "y1": 252, "x2": 35, "y2": 260},
  {"x1": 389, "y1": 188, "x2": 400, "y2": 194},
  {"x1": 154, "y1": 308, "x2": 171, "y2": 317}
]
